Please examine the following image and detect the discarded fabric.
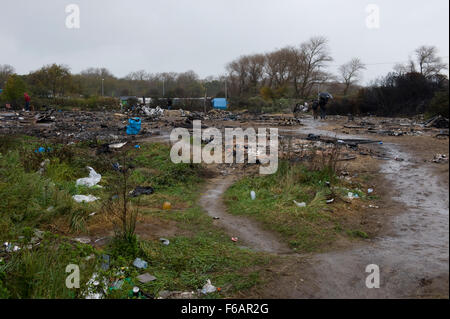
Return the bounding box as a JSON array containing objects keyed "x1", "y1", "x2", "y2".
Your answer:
[{"x1": 130, "y1": 186, "x2": 154, "y2": 197}]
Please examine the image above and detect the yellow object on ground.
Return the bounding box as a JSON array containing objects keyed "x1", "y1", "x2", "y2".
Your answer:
[{"x1": 162, "y1": 201, "x2": 172, "y2": 210}]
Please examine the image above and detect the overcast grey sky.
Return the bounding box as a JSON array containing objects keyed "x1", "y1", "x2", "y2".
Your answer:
[{"x1": 1, "y1": 0, "x2": 448, "y2": 83}]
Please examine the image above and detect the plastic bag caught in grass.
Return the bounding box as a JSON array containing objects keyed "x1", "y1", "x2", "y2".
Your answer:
[
  {"x1": 76, "y1": 167, "x2": 101, "y2": 188},
  {"x1": 73, "y1": 195, "x2": 99, "y2": 203}
]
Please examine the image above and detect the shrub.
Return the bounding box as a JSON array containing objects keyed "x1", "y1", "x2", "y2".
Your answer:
[{"x1": 426, "y1": 90, "x2": 449, "y2": 118}]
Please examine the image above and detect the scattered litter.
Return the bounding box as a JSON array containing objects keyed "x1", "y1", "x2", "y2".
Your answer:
[
  {"x1": 89, "y1": 212, "x2": 96, "y2": 216},
  {"x1": 73, "y1": 195, "x2": 99, "y2": 203},
  {"x1": 157, "y1": 290, "x2": 198, "y2": 299},
  {"x1": 76, "y1": 167, "x2": 101, "y2": 187},
  {"x1": 85, "y1": 272, "x2": 108, "y2": 299},
  {"x1": 34, "y1": 146, "x2": 51, "y2": 153},
  {"x1": 111, "y1": 279, "x2": 124, "y2": 290},
  {"x1": 394, "y1": 157, "x2": 404, "y2": 162},
  {"x1": 74, "y1": 237, "x2": 91, "y2": 244},
  {"x1": 326, "y1": 198, "x2": 334, "y2": 204},
  {"x1": 109, "y1": 142, "x2": 127, "y2": 149},
  {"x1": 424, "y1": 115, "x2": 449, "y2": 129},
  {"x1": 133, "y1": 258, "x2": 148, "y2": 269},
  {"x1": 250, "y1": 190, "x2": 256, "y2": 200},
  {"x1": 3, "y1": 242, "x2": 21, "y2": 252},
  {"x1": 369, "y1": 205, "x2": 379, "y2": 209},
  {"x1": 142, "y1": 106, "x2": 164, "y2": 117},
  {"x1": 306, "y1": 133, "x2": 321, "y2": 141},
  {"x1": 131, "y1": 286, "x2": 141, "y2": 297},
  {"x1": 112, "y1": 162, "x2": 122, "y2": 171},
  {"x1": 38, "y1": 159, "x2": 50, "y2": 175},
  {"x1": 347, "y1": 192, "x2": 359, "y2": 200},
  {"x1": 130, "y1": 186, "x2": 154, "y2": 197},
  {"x1": 368, "y1": 188, "x2": 374, "y2": 194},
  {"x1": 35, "y1": 109, "x2": 55, "y2": 123},
  {"x1": 159, "y1": 238, "x2": 170, "y2": 246},
  {"x1": 213, "y1": 216, "x2": 220, "y2": 220},
  {"x1": 162, "y1": 201, "x2": 172, "y2": 210},
  {"x1": 231, "y1": 237, "x2": 238, "y2": 242},
  {"x1": 432, "y1": 154, "x2": 448, "y2": 163},
  {"x1": 293, "y1": 200, "x2": 306, "y2": 207},
  {"x1": 201, "y1": 279, "x2": 217, "y2": 294},
  {"x1": 137, "y1": 273, "x2": 157, "y2": 284},
  {"x1": 135, "y1": 144, "x2": 141, "y2": 149}
]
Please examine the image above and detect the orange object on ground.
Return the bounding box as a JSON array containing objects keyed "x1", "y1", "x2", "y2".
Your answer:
[{"x1": 162, "y1": 201, "x2": 172, "y2": 210}]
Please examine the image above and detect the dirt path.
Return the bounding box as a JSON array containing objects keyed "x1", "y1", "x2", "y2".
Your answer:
[
  {"x1": 145, "y1": 115, "x2": 448, "y2": 298},
  {"x1": 265, "y1": 117, "x2": 449, "y2": 298},
  {"x1": 197, "y1": 116, "x2": 448, "y2": 298},
  {"x1": 198, "y1": 175, "x2": 292, "y2": 254}
]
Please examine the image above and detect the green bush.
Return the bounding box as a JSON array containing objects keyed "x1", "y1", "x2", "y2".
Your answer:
[
  {"x1": 426, "y1": 90, "x2": 449, "y2": 118},
  {"x1": 1, "y1": 74, "x2": 27, "y2": 108}
]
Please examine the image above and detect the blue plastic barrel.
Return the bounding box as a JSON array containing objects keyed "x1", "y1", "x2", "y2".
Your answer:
[{"x1": 126, "y1": 117, "x2": 141, "y2": 135}]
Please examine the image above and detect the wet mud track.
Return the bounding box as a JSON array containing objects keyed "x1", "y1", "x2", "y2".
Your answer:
[
  {"x1": 198, "y1": 175, "x2": 291, "y2": 254},
  {"x1": 275, "y1": 118, "x2": 449, "y2": 298}
]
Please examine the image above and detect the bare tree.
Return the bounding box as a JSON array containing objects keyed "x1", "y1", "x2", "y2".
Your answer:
[
  {"x1": 412, "y1": 45, "x2": 448, "y2": 77},
  {"x1": 226, "y1": 55, "x2": 251, "y2": 96},
  {"x1": 264, "y1": 47, "x2": 294, "y2": 89},
  {"x1": 297, "y1": 36, "x2": 333, "y2": 98},
  {"x1": 247, "y1": 54, "x2": 266, "y2": 92},
  {"x1": 339, "y1": 58, "x2": 366, "y2": 95},
  {"x1": 0, "y1": 64, "x2": 15, "y2": 87}
]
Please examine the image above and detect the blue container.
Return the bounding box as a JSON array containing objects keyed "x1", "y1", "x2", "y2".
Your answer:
[
  {"x1": 212, "y1": 98, "x2": 228, "y2": 110},
  {"x1": 126, "y1": 117, "x2": 141, "y2": 135}
]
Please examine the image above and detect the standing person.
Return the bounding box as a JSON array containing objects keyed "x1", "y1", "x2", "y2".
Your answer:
[
  {"x1": 293, "y1": 103, "x2": 302, "y2": 119},
  {"x1": 311, "y1": 100, "x2": 319, "y2": 120},
  {"x1": 167, "y1": 98, "x2": 173, "y2": 110},
  {"x1": 318, "y1": 93, "x2": 332, "y2": 120},
  {"x1": 24, "y1": 92, "x2": 31, "y2": 111}
]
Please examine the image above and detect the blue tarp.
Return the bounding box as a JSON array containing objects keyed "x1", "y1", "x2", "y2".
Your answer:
[
  {"x1": 126, "y1": 117, "x2": 141, "y2": 135},
  {"x1": 212, "y1": 98, "x2": 228, "y2": 110}
]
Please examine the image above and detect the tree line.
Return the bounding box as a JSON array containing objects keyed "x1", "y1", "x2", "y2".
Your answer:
[{"x1": 0, "y1": 36, "x2": 447, "y2": 115}]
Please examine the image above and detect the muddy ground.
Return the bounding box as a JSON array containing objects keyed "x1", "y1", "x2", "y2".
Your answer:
[{"x1": 1, "y1": 109, "x2": 448, "y2": 298}]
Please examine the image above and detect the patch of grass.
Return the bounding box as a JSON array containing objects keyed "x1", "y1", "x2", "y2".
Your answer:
[
  {"x1": 1, "y1": 233, "x2": 96, "y2": 298},
  {"x1": 224, "y1": 160, "x2": 369, "y2": 252},
  {"x1": 136, "y1": 206, "x2": 269, "y2": 298},
  {"x1": 1, "y1": 137, "x2": 270, "y2": 299}
]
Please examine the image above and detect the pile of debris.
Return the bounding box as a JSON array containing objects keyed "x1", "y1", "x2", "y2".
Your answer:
[
  {"x1": 0, "y1": 110, "x2": 153, "y2": 143},
  {"x1": 424, "y1": 115, "x2": 449, "y2": 129}
]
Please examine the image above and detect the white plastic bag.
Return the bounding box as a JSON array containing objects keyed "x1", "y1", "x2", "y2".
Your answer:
[{"x1": 76, "y1": 167, "x2": 101, "y2": 187}]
